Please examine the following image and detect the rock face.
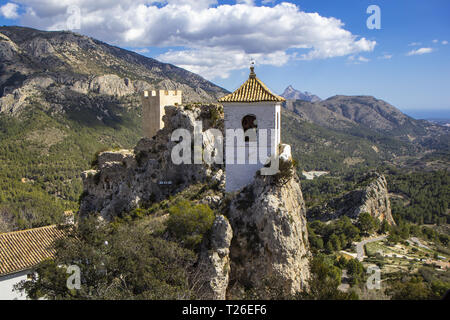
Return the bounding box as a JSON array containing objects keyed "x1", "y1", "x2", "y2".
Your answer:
[
  {"x1": 197, "y1": 215, "x2": 233, "y2": 299},
  {"x1": 79, "y1": 104, "x2": 224, "y2": 220},
  {"x1": 0, "y1": 26, "x2": 228, "y2": 117},
  {"x1": 307, "y1": 173, "x2": 396, "y2": 225},
  {"x1": 226, "y1": 151, "x2": 310, "y2": 296},
  {"x1": 80, "y1": 104, "x2": 311, "y2": 298},
  {"x1": 354, "y1": 174, "x2": 395, "y2": 225}
]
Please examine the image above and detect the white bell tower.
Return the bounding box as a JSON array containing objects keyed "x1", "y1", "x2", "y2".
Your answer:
[{"x1": 219, "y1": 64, "x2": 285, "y2": 192}]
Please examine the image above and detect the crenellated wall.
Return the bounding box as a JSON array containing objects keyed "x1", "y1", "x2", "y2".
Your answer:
[{"x1": 141, "y1": 90, "x2": 182, "y2": 138}]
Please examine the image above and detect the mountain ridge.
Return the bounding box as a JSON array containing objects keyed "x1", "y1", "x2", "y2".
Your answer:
[
  {"x1": 281, "y1": 85, "x2": 321, "y2": 102},
  {"x1": 283, "y1": 94, "x2": 449, "y2": 151}
]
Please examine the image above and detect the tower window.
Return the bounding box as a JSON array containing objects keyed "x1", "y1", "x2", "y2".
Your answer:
[{"x1": 242, "y1": 115, "x2": 257, "y2": 142}]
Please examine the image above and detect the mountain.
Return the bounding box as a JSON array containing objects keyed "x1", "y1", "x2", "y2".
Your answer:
[
  {"x1": 281, "y1": 85, "x2": 321, "y2": 102},
  {"x1": 0, "y1": 26, "x2": 448, "y2": 233},
  {"x1": 0, "y1": 26, "x2": 228, "y2": 231},
  {"x1": 0, "y1": 26, "x2": 228, "y2": 111},
  {"x1": 284, "y1": 95, "x2": 450, "y2": 150}
]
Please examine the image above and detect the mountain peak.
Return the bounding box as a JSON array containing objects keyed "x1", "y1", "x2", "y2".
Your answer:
[{"x1": 281, "y1": 85, "x2": 321, "y2": 102}]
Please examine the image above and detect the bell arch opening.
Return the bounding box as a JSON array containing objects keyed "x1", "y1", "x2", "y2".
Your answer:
[{"x1": 242, "y1": 114, "x2": 257, "y2": 142}]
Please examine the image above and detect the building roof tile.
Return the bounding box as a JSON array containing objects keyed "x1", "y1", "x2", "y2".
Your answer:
[
  {"x1": 0, "y1": 225, "x2": 67, "y2": 276},
  {"x1": 218, "y1": 67, "x2": 285, "y2": 103}
]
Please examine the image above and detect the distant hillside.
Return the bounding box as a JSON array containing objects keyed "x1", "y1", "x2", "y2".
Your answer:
[
  {"x1": 283, "y1": 95, "x2": 449, "y2": 151},
  {"x1": 281, "y1": 85, "x2": 321, "y2": 102},
  {"x1": 0, "y1": 26, "x2": 228, "y2": 231}
]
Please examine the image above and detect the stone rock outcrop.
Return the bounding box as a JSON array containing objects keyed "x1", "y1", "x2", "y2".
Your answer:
[
  {"x1": 0, "y1": 32, "x2": 20, "y2": 60},
  {"x1": 354, "y1": 174, "x2": 395, "y2": 225},
  {"x1": 226, "y1": 148, "x2": 310, "y2": 297},
  {"x1": 196, "y1": 215, "x2": 233, "y2": 299},
  {"x1": 307, "y1": 173, "x2": 395, "y2": 225},
  {"x1": 79, "y1": 104, "x2": 224, "y2": 220}
]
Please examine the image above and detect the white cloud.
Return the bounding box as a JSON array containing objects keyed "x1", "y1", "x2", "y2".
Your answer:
[
  {"x1": 432, "y1": 39, "x2": 439, "y2": 43},
  {"x1": 406, "y1": 47, "x2": 433, "y2": 56},
  {"x1": 408, "y1": 42, "x2": 421, "y2": 46},
  {"x1": 133, "y1": 48, "x2": 150, "y2": 54},
  {"x1": 358, "y1": 56, "x2": 369, "y2": 62},
  {"x1": 11, "y1": 1, "x2": 376, "y2": 79},
  {"x1": 347, "y1": 55, "x2": 370, "y2": 64},
  {"x1": 0, "y1": 3, "x2": 20, "y2": 19},
  {"x1": 442, "y1": 40, "x2": 448, "y2": 45},
  {"x1": 236, "y1": 0, "x2": 254, "y2": 5},
  {"x1": 378, "y1": 53, "x2": 392, "y2": 60},
  {"x1": 158, "y1": 47, "x2": 290, "y2": 79}
]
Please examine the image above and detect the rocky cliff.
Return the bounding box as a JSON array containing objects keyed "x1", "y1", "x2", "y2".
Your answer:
[
  {"x1": 79, "y1": 104, "x2": 311, "y2": 299},
  {"x1": 226, "y1": 148, "x2": 310, "y2": 297},
  {"x1": 79, "y1": 103, "x2": 224, "y2": 220},
  {"x1": 307, "y1": 173, "x2": 396, "y2": 225}
]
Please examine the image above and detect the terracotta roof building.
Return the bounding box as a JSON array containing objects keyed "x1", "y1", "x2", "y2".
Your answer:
[
  {"x1": 0, "y1": 225, "x2": 67, "y2": 277},
  {"x1": 218, "y1": 66, "x2": 285, "y2": 103}
]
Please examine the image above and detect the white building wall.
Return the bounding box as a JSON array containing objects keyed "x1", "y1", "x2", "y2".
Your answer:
[
  {"x1": 0, "y1": 271, "x2": 28, "y2": 300},
  {"x1": 224, "y1": 102, "x2": 281, "y2": 192}
]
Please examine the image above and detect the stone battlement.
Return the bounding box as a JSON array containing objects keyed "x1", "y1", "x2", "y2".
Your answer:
[
  {"x1": 142, "y1": 90, "x2": 181, "y2": 99},
  {"x1": 141, "y1": 89, "x2": 182, "y2": 138}
]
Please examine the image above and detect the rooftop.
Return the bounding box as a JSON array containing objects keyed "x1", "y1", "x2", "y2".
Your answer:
[
  {"x1": 0, "y1": 225, "x2": 68, "y2": 276},
  {"x1": 218, "y1": 66, "x2": 285, "y2": 103}
]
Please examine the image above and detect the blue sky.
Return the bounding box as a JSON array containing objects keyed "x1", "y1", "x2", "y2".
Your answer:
[{"x1": 1, "y1": 0, "x2": 449, "y2": 118}]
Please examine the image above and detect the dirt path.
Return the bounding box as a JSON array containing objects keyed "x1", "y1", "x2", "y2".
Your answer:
[{"x1": 356, "y1": 235, "x2": 388, "y2": 261}]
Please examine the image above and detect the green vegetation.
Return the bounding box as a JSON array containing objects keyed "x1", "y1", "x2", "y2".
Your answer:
[
  {"x1": 308, "y1": 216, "x2": 361, "y2": 253},
  {"x1": 357, "y1": 212, "x2": 379, "y2": 235},
  {"x1": 386, "y1": 221, "x2": 448, "y2": 247},
  {"x1": 297, "y1": 255, "x2": 358, "y2": 300},
  {"x1": 0, "y1": 96, "x2": 142, "y2": 231},
  {"x1": 388, "y1": 170, "x2": 449, "y2": 225},
  {"x1": 281, "y1": 111, "x2": 416, "y2": 176},
  {"x1": 166, "y1": 200, "x2": 215, "y2": 250},
  {"x1": 15, "y1": 216, "x2": 196, "y2": 299},
  {"x1": 385, "y1": 267, "x2": 450, "y2": 300},
  {"x1": 336, "y1": 256, "x2": 365, "y2": 285},
  {"x1": 15, "y1": 195, "x2": 219, "y2": 299}
]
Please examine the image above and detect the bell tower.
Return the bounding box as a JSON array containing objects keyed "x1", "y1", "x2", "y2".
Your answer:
[{"x1": 219, "y1": 64, "x2": 285, "y2": 192}]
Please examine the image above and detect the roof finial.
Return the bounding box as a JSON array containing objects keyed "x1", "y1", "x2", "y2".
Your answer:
[{"x1": 249, "y1": 59, "x2": 256, "y2": 79}]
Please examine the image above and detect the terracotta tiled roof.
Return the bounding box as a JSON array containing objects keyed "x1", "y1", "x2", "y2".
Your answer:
[
  {"x1": 0, "y1": 225, "x2": 67, "y2": 276},
  {"x1": 218, "y1": 67, "x2": 285, "y2": 103}
]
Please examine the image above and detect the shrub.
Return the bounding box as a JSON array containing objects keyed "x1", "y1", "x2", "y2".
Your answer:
[{"x1": 166, "y1": 200, "x2": 215, "y2": 250}]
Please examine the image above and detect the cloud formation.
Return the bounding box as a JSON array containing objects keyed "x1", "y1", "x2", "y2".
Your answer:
[
  {"x1": 9, "y1": 1, "x2": 376, "y2": 79},
  {"x1": 0, "y1": 3, "x2": 19, "y2": 19},
  {"x1": 347, "y1": 55, "x2": 370, "y2": 64},
  {"x1": 378, "y1": 53, "x2": 392, "y2": 60},
  {"x1": 406, "y1": 47, "x2": 433, "y2": 56}
]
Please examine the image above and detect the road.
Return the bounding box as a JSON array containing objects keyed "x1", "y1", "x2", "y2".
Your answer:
[{"x1": 355, "y1": 235, "x2": 388, "y2": 261}]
